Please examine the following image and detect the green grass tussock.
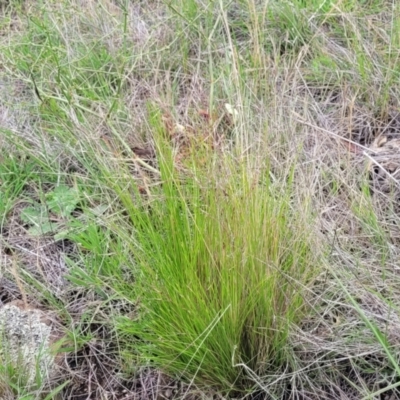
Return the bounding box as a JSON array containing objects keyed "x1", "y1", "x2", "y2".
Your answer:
[{"x1": 116, "y1": 133, "x2": 318, "y2": 394}]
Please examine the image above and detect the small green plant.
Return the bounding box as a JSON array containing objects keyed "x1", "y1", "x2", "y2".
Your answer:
[
  {"x1": 0, "y1": 154, "x2": 35, "y2": 220},
  {"x1": 21, "y1": 185, "x2": 79, "y2": 237}
]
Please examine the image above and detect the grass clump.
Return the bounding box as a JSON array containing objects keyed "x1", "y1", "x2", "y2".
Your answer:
[{"x1": 117, "y1": 135, "x2": 318, "y2": 394}]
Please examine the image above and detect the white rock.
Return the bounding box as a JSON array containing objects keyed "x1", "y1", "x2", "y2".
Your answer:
[{"x1": 0, "y1": 303, "x2": 54, "y2": 386}]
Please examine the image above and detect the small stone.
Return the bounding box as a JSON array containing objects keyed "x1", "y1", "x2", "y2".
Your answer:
[{"x1": 0, "y1": 303, "x2": 55, "y2": 386}]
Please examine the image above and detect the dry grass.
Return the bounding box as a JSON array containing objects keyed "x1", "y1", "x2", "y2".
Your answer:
[{"x1": 1, "y1": 0, "x2": 400, "y2": 398}]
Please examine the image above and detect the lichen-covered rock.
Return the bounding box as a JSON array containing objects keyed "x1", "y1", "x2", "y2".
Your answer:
[{"x1": 0, "y1": 302, "x2": 55, "y2": 386}]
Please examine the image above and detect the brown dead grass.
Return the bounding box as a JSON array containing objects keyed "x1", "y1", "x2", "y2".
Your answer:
[{"x1": 1, "y1": 0, "x2": 400, "y2": 398}]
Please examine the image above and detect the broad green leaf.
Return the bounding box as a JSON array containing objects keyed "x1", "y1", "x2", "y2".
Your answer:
[{"x1": 46, "y1": 186, "x2": 79, "y2": 217}]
